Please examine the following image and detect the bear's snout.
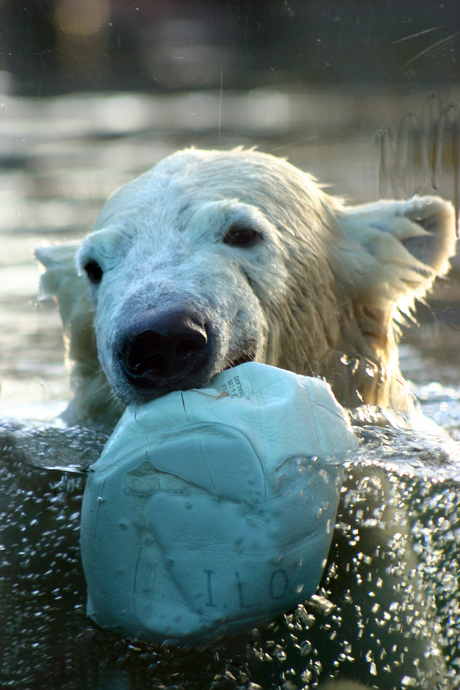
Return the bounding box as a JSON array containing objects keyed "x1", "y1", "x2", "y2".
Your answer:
[{"x1": 118, "y1": 308, "x2": 210, "y2": 391}]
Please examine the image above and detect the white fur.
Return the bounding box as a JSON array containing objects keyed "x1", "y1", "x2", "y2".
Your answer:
[{"x1": 36, "y1": 148, "x2": 456, "y2": 429}]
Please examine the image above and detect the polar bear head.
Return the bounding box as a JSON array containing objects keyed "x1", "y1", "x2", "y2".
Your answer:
[{"x1": 36, "y1": 149, "x2": 456, "y2": 428}]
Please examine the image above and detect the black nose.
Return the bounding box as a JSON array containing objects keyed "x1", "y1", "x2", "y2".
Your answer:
[{"x1": 120, "y1": 310, "x2": 209, "y2": 387}]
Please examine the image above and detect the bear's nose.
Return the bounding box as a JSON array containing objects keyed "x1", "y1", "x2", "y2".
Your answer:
[{"x1": 120, "y1": 310, "x2": 209, "y2": 386}]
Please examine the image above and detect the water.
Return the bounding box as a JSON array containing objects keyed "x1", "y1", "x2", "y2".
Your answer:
[
  {"x1": 1, "y1": 91, "x2": 460, "y2": 688},
  {"x1": 1, "y1": 420, "x2": 460, "y2": 689}
]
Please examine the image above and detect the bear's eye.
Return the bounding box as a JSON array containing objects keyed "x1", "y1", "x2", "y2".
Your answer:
[
  {"x1": 83, "y1": 259, "x2": 103, "y2": 285},
  {"x1": 223, "y1": 227, "x2": 262, "y2": 248}
]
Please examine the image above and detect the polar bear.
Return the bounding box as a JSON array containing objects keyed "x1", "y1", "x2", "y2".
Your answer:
[
  {"x1": 35, "y1": 148, "x2": 456, "y2": 430},
  {"x1": 15, "y1": 148, "x2": 457, "y2": 688}
]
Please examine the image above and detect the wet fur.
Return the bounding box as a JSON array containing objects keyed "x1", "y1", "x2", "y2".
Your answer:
[{"x1": 36, "y1": 148, "x2": 456, "y2": 429}]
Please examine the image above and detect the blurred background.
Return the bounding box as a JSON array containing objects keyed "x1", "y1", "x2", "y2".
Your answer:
[
  {"x1": 2, "y1": 0, "x2": 460, "y2": 95},
  {"x1": 0, "y1": 0, "x2": 460, "y2": 416}
]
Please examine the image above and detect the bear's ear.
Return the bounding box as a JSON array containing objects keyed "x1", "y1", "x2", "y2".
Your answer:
[
  {"x1": 335, "y1": 196, "x2": 457, "y2": 318},
  {"x1": 35, "y1": 242, "x2": 97, "y2": 368},
  {"x1": 35, "y1": 243, "x2": 122, "y2": 428},
  {"x1": 324, "y1": 196, "x2": 456, "y2": 411}
]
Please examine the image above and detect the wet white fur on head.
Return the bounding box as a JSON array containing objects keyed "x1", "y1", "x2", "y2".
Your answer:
[{"x1": 36, "y1": 148, "x2": 456, "y2": 427}]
